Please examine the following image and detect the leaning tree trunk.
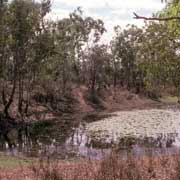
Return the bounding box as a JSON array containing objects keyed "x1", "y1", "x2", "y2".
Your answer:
[{"x1": 3, "y1": 77, "x2": 16, "y2": 118}]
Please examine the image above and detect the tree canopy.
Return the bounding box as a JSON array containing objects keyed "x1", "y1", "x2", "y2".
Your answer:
[{"x1": 0, "y1": 0, "x2": 180, "y2": 120}]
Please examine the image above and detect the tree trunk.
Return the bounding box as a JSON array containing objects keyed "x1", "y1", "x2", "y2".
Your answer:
[{"x1": 4, "y1": 78, "x2": 16, "y2": 118}]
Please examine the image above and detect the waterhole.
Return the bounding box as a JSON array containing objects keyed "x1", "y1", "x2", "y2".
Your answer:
[{"x1": 1, "y1": 109, "x2": 180, "y2": 159}]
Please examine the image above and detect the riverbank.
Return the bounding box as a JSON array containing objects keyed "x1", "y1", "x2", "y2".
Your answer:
[
  {"x1": 0, "y1": 88, "x2": 180, "y2": 179},
  {"x1": 0, "y1": 85, "x2": 172, "y2": 125}
]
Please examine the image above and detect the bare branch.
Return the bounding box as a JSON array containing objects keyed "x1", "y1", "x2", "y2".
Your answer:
[{"x1": 133, "y1": 12, "x2": 180, "y2": 21}]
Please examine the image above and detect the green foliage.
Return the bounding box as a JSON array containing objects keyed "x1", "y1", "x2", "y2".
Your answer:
[
  {"x1": 159, "y1": 0, "x2": 180, "y2": 33},
  {"x1": 138, "y1": 22, "x2": 177, "y2": 89},
  {"x1": 0, "y1": 0, "x2": 180, "y2": 117},
  {"x1": 111, "y1": 25, "x2": 144, "y2": 90}
]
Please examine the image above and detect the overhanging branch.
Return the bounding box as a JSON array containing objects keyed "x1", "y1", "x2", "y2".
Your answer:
[{"x1": 133, "y1": 12, "x2": 180, "y2": 21}]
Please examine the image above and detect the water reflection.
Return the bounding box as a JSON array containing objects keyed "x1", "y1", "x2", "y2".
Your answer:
[{"x1": 0, "y1": 116, "x2": 180, "y2": 160}]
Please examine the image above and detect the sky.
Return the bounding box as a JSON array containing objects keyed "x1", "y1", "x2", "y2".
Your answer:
[{"x1": 47, "y1": 0, "x2": 166, "y2": 41}]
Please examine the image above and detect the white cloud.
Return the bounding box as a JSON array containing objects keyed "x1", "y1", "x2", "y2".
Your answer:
[
  {"x1": 52, "y1": 0, "x2": 105, "y2": 8},
  {"x1": 52, "y1": 0, "x2": 165, "y2": 10},
  {"x1": 47, "y1": 0, "x2": 166, "y2": 41}
]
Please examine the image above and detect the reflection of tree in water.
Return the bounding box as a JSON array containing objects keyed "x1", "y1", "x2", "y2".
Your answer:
[
  {"x1": 0, "y1": 117, "x2": 80, "y2": 158},
  {"x1": 87, "y1": 133, "x2": 178, "y2": 150},
  {"x1": 0, "y1": 115, "x2": 179, "y2": 159}
]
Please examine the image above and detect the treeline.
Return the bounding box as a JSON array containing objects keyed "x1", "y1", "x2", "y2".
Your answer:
[{"x1": 0, "y1": 0, "x2": 180, "y2": 119}]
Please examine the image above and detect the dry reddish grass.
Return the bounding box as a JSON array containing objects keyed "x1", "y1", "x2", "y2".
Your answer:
[{"x1": 2, "y1": 153, "x2": 180, "y2": 180}]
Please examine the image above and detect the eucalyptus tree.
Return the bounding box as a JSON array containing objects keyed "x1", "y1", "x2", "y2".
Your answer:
[
  {"x1": 111, "y1": 25, "x2": 144, "y2": 91},
  {"x1": 0, "y1": 0, "x2": 53, "y2": 118},
  {"x1": 53, "y1": 8, "x2": 106, "y2": 92},
  {"x1": 134, "y1": 0, "x2": 180, "y2": 21},
  {"x1": 110, "y1": 26, "x2": 123, "y2": 87},
  {"x1": 0, "y1": 0, "x2": 8, "y2": 90},
  {"x1": 83, "y1": 44, "x2": 112, "y2": 94},
  {"x1": 8, "y1": 0, "x2": 38, "y2": 115},
  {"x1": 137, "y1": 22, "x2": 178, "y2": 95},
  {"x1": 0, "y1": 0, "x2": 17, "y2": 118},
  {"x1": 133, "y1": 0, "x2": 180, "y2": 98}
]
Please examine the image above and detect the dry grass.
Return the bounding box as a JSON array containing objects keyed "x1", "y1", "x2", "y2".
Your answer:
[{"x1": 3, "y1": 153, "x2": 180, "y2": 179}]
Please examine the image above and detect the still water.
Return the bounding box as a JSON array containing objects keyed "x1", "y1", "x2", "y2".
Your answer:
[{"x1": 1, "y1": 110, "x2": 180, "y2": 160}]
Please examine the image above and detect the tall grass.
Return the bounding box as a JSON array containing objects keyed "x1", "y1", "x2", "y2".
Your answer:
[{"x1": 5, "y1": 153, "x2": 180, "y2": 180}]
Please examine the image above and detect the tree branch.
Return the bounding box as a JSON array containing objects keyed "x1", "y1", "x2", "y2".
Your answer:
[{"x1": 133, "y1": 12, "x2": 180, "y2": 21}]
